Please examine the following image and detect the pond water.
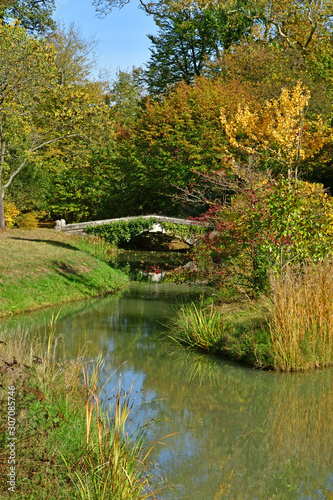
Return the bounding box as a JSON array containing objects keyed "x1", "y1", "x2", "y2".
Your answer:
[{"x1": 8, "y1": 282, "x2": 333, "y2": 499}]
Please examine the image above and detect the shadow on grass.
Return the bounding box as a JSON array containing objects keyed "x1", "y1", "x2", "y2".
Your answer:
[
  {"x1": 10, "y1": 237, "x2": 80, "y2": 251},
  {"x1": 51, "y1": 260, "x2": 112, "y2": 295}
]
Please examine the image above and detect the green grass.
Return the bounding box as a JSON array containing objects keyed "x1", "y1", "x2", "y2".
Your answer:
[
  {"x1": 168, "y1": 300, "x2": 274, "y2": 368},
  {"x1": 168, "y1": 260, "x2": 333, "y2": 371},
  {"x1": 0, "y1": 229, "x2": 129, "y2": 316},
  {"x1": 0, "y1": 324, "x2": 160, "y2": 499}
]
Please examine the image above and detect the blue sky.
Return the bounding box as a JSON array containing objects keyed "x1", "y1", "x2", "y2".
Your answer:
[{"x1": 53, "y1": 0, "x2": 157, "y2": 78}]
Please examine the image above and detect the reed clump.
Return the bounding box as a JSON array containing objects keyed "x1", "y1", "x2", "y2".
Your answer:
[
  {"x1": 168, "y1": 303, "x2": 231, "y2": 353},
  {"x1": 70, "y1": 357, "x2": 157, "y2": 500},
  {"x1": 0, "y1": 321, "x2": 159, "y2": 499},
  {"x1": 268, "y1": 260, "x2": 333, "y2": 371},
  {"x1": 168, "y1": 302, "x2": 272, "y2": 367}
]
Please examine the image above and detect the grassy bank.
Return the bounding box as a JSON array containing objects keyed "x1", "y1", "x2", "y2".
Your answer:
[
  {"x1": 168, "y1": 261, "x2": 333, "y2": 371},
  {"x1": 168, "y1": 299, "x2": 273, "y2": 368},
  {"x1": 0, "y1": 229, "x2": 129, "y2": 316},
  {"x1": 0, "y1": 324, "x2": 158, "y2": 499}
]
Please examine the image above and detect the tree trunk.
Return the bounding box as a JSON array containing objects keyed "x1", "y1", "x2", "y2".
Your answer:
[
  {"x1": 0, "y1": 191, "x2": 5, "y2": 229},
  {"x1": 0, "y1": 121, "x2": 5, "y2": 228}
]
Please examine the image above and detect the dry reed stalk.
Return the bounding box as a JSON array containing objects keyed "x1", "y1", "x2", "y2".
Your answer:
[
  {"x1": 269, "y1": 260, "x2": 333, "y2": 370},
  {"x1": 82, "y1": 354, "x2": 104, "y2": 447}
]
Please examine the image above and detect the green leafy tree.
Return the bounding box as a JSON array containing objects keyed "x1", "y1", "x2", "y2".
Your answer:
[
  {"x1": 47, "y1": 22, "x2": 98, "y2": 85},
  {"x1": 0, "y1": 0, "x2": 55, "y2": 35},
  {"x1": 107, "y1": 67, "x2": 145, "y2": 127},
  {"x1": 0, "y1": 23, "x2": 113, "y2": 228},
  {"x1": 44, "y1": 143, "x2": 121, "y2": 222},
  {"x1": 143, "y1": 5, "x2": 251, "y2": 95}
]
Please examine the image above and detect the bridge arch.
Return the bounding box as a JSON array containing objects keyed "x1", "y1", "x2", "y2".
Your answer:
[{"x1": 55, "y1": 215, "x2": 203, "y2": 245}]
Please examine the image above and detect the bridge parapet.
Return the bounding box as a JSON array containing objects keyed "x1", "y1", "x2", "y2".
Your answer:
[{"x1": 55, "y1": 215, "x2": 197, "y2": 234}]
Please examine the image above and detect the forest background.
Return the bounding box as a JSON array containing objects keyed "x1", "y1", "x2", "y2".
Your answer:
[{"x1": 1, "y1": 0, "x2": 333, "y2": 232}]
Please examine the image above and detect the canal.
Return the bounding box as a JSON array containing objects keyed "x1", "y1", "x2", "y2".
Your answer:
[{"x1": 8, "y1": 281, "x2": 333, "y2": 499}]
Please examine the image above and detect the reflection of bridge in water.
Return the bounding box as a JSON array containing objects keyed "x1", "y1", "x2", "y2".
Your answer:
[{"x1": 55, "y1": 215, "x2": 202, "y2": 236}]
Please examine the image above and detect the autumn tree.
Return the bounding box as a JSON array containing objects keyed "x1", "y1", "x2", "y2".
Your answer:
[
  {"x1": 0, "y1": 23, "x2": 112, "y2": 228},
  {"x1": 163, "y1": 0, "x2": 333, "y2": 53},
  {"x1": 94, "y1": 0, "x2": 333, "y2": 54},
  {"x1": 216, "y1": 0, "x2": 333, "y2": 112},
  {"x1": 110, "y1": 76, "x2": 257, "y2": 216},
  {"x1": 220, "y1": 81, "x2": 333, "y2": 182}
]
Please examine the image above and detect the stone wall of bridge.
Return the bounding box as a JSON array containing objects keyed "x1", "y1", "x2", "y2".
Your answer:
[{"x1": 55, "y1": 215, "x2": 196, "y2": 234}]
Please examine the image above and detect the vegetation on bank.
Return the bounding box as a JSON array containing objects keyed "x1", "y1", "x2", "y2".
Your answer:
[
  {"x1": 168, "y1": 261, "x2": 333, "y2": 371},
  {"x1": 0, "y1": 229, "x2": 129, "y2": 317},
  {"x1": 0, "y1": 324, "x2": 158, "y2": 499}
]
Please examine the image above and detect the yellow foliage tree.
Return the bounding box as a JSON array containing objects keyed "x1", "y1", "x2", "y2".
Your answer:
[
  {"x1": 3, "y1": 201, "x2": 20, "y2": 228},
  {"x1": 220, "y1": 81, "x2": 333, "y2": 181}
]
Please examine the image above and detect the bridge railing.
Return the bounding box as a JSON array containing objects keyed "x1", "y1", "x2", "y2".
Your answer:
[{"x1": 55, "y1": 215, "x2": 197, "y2": 234}]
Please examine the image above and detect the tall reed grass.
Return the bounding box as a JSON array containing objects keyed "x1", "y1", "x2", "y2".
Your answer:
[
  {"x1": 70, "y1": 358, "x2": 158, "y2": 500},
  {"x1": 268, "y1": 260, "x2": 333, "y2": 371},
  {"x1": 0, "y1": 319, "x2": 160, "y2": 499}
]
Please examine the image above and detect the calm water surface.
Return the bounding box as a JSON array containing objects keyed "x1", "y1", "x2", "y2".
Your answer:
[{"x1": 10, "y1": 283, "x2": 333, "y2": 499}]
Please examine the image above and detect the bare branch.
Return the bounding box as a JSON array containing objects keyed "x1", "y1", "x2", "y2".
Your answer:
[{"x1": 3, "y1": 158, "x2": 28, "y2": 189}]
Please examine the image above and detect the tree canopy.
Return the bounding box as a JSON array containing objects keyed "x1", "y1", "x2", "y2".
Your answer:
[
  {"x1": 0, "y1": 0, "x2": 55, "y2": 35},
  {"x1": 143, "y1": 4, "x2": 251, "y2": 95},
  {"x1": 0, "y1": 22, "x2": 112, "y2": 228}
]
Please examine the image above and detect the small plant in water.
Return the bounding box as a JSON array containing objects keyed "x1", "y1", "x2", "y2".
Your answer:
[{"x1": 168, "y1": 302, "x2": 232, "y2": 353}]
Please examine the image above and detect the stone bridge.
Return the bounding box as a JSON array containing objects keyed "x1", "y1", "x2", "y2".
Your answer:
[{"x1": 55, "y1": 215, "x2": 202, "y2": 244}]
